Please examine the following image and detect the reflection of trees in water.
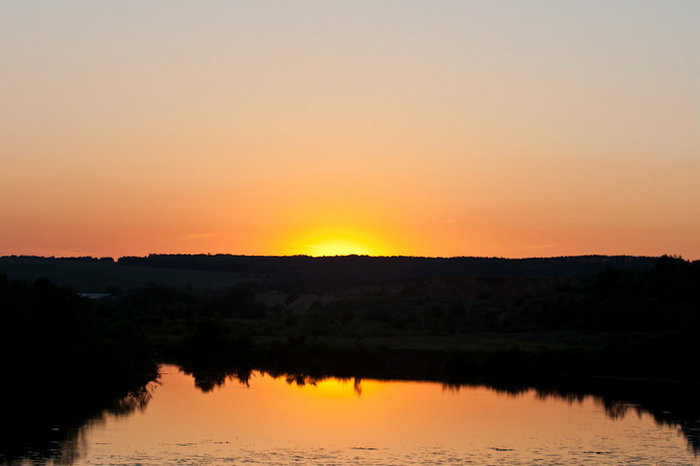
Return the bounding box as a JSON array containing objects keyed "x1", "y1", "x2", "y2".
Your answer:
[
  {"x1": 184, "y1": 365, "x2": 366, "y2": 396},
  {"x1": 548, "y1": 381, "x2": 699, "y2": 454},
  {"x1": 281, "y1": 373, "x2": 364, "y2": 396},
  {"x1": 180, "y1": 365, "x2": 251, "y2": 393},
  {"x1": 445, "y1": 377, "x2": 700, "y2": 455},
  {"x1": 164, "y1": 360, "x2": 700, "y2": 456},
  {"x1": 111, "y1": 383, "x2": 158, "y2": 415},
  {"x1": 599, "y1": 391, "x2": 700, "y2": 454},
  {"x1": 0, "y1": 382, "x2": 157, "y2": 465},
  {"x1": 184, "y1": 363, "x2": 700, "y2": 455}
]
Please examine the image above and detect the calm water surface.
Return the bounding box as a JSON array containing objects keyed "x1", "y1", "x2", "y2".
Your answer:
[{"x1": 57, "y1": 365, "x2": 699, "y2": 464}]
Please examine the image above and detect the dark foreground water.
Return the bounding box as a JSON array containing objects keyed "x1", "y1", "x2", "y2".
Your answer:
[{"x1": 12, "y1": 364, "x2": 699, "y2": 465}]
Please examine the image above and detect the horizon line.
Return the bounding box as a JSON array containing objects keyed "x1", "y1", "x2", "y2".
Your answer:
[{"x1": 0, "y1": 253, "x2": 681, "y2": 261}]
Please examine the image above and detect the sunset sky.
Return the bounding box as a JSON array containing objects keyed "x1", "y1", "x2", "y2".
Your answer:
[{"x1": 2, "y1": 1, "x2": 698, "y2": 259}]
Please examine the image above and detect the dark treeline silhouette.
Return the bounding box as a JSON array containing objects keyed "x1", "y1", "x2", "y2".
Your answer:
[
  {"x1": 0, "y1": 275, "x2": 156, "y2": 390},
  {"x1": 86, "y1": 255, "x2": 699, "y2": 381},
  {"x1": 3, "y1": 254, "x2": 689, "y2": 380},
  {"x1": 0, "y1": 275, "x2": 157, "y2": 464},
  {"x1": 0, "y1": 254, "x2": 658, "y2": 292},
  {"x1": 2, "y1": 255, "x2": 696, "y2": 381},
  {"x1": 116, "y1": 253, "x2": 657, "y2": 288}
]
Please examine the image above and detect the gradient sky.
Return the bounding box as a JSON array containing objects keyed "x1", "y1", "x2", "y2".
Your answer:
[{"x1": 2, "y1": 1, "x2": 698, "y2": 258}]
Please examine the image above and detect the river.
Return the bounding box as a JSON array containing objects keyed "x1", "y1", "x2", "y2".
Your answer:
[{"x1": 20, "y1": 364, "x2": 696, "y2": 465}]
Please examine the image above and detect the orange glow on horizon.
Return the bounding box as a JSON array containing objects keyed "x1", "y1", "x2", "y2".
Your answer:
[{"x1": 282, "y1": 227, "x2": 398, "y2": 257}]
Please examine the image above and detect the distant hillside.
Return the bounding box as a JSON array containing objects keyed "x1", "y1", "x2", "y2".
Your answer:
[
  {"x1": 117, "y1": 254, "x2": 658, "y2": 287},
  {"x1": 0, "y1": 256, "x2": 252, "y2": 291},
  {"x1": 1, "y1": 254, "x2": 659, "y2": 292}
]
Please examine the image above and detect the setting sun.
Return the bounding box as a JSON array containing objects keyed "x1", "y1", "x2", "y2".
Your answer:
[
  {"x1": 283, "y1": 228, "x2": 395, "y2": 257},
  {"x1": 304, "y1": 239, "x2": 375, "y2": 257}
]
